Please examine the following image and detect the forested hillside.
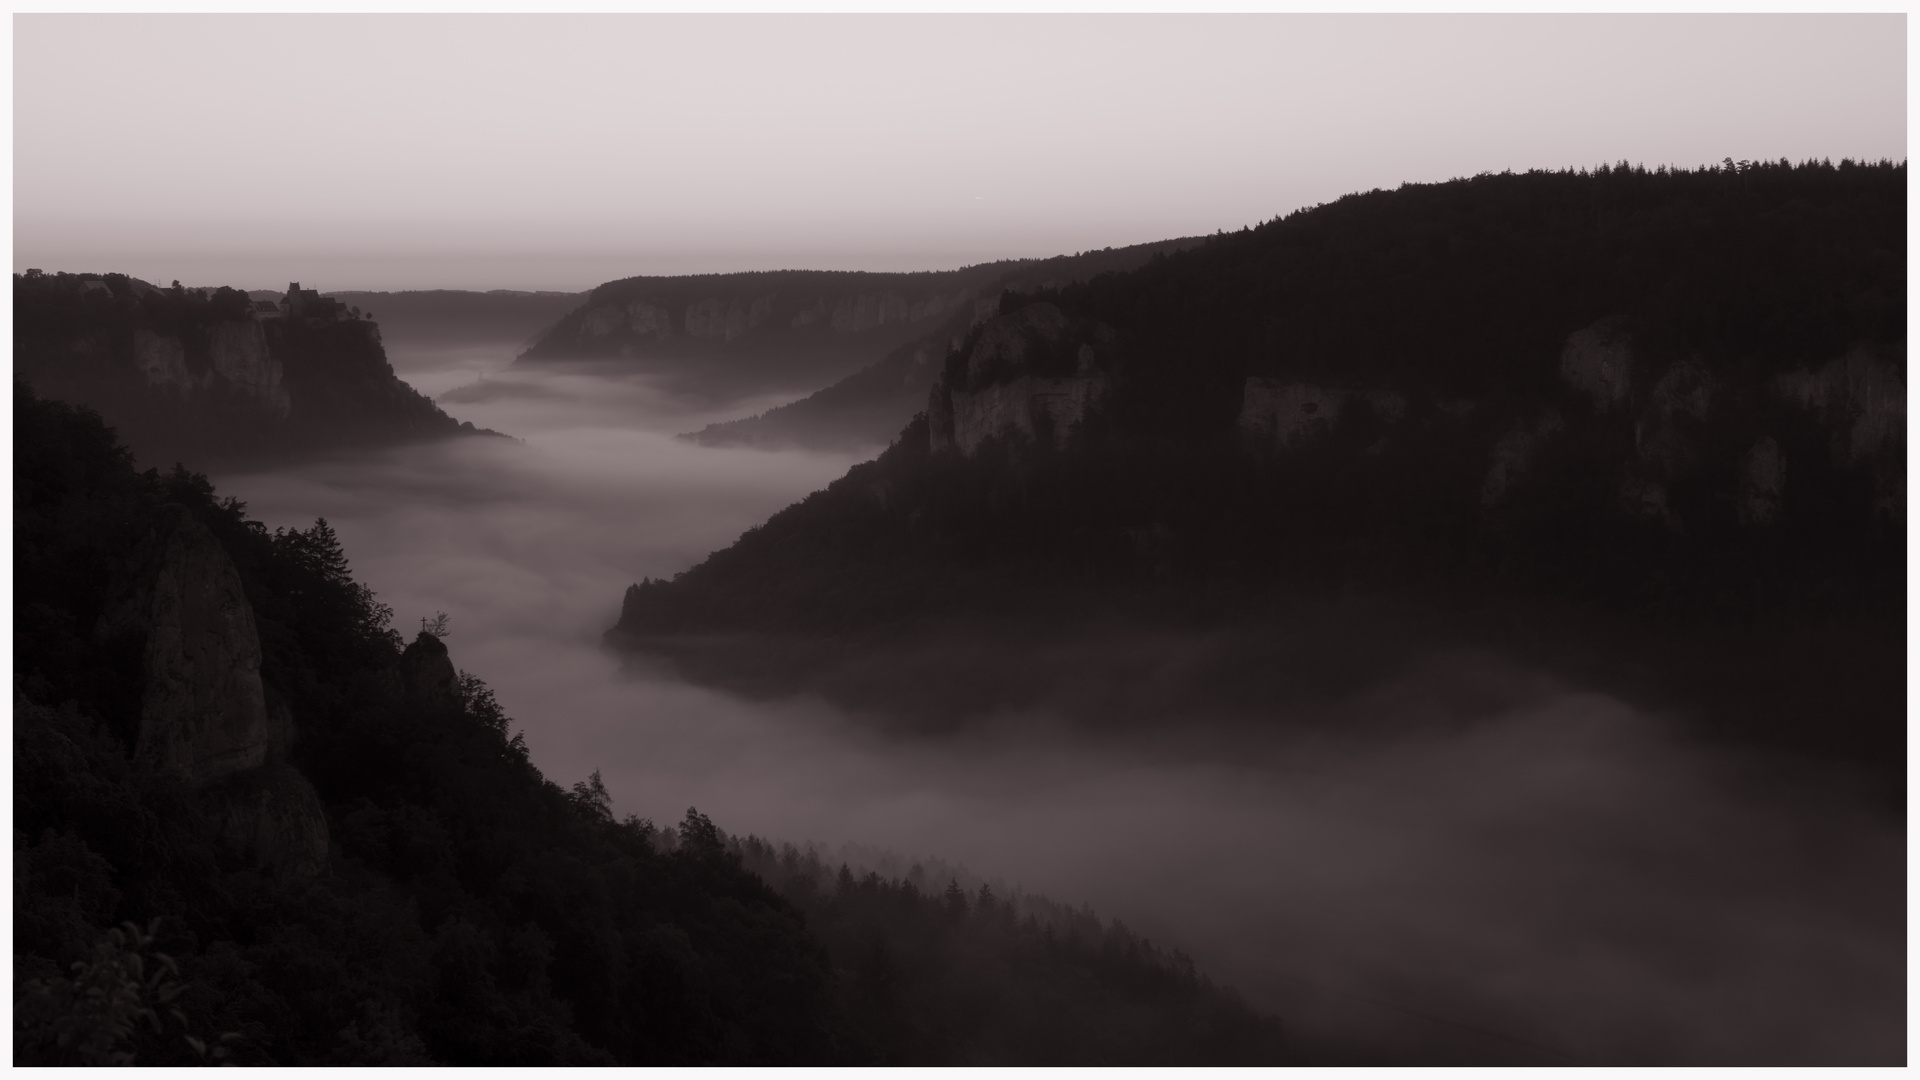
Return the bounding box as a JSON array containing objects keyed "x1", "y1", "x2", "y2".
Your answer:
[
  {"x1": 12, "y1": 384, "x2": 1289, "y2": 1065},
  {"x1": 610, "y1": 160, "x2": 1905, "y2": 783}
]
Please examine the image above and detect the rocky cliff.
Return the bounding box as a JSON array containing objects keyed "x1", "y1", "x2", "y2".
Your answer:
[
  {"x1": 95, "y1": 506, "x2": 272, "y2": 784},
  {"x1": 926, "y1": 302, "x2": 1110, "y2": 455},
  {"x1": 519, "y1": 269, "x2": 995, "y2": 402},
  {"x1": 1225, "y1": 315, "x2": 1906, "y2": 534},
  {"x1": 527, "y1": 239, "x2": 1203, "y2": 407},
  {"x1": 91, "y1": 505, "x2": 329, "y2": 876},
  {"x1": 14, "y1": 272, "x2": 499, "y2": 471}
]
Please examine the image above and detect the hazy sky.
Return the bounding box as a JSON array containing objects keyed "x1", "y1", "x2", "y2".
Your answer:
[{"x1": 15, "y1": 14, "x2": 1907, "y2": 291}]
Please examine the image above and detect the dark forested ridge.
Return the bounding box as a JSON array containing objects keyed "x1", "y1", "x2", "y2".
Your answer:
[
  {"x1": 517, "y1": 238, "x2": 1201, "y2": 404},
  {"x1": 11, "y1": 385, "x2": 1289, "y2": 1065},
  {"x1": 611, "y1": 161, "x2": 1905, "y2": 784},
  {"x1": 13, "y1": 272, "x2": 502, "y2": 474}
]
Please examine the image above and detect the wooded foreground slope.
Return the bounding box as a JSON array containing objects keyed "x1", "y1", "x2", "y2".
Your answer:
[{"x1": 13, "y1": 384, "x2": 1288, "y2": 1065}]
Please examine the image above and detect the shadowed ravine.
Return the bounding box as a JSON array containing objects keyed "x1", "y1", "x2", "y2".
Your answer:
[{"x1": 212, "y1": 343, "x2": 1903, "y2": 1066}]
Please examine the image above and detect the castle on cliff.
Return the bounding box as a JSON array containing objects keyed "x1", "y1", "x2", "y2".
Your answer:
[{"x1": 255, "y1": 282, "x2": 352, "y2": 321}]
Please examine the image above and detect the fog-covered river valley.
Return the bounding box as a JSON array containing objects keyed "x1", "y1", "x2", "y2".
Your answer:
[{"x1": 209, "y1": 340, "x2": 1903, "y2": 1066}]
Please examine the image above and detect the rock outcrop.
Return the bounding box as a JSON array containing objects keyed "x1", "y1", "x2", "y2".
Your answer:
[
  {"x1": 128, "y1": 321, "x2": 290, "y2": 418},
  {"x1": 1481, "y1": 411, "x2": 1566, "y2": 506},
  {"x1": 1775, "y1": 346, "x2": 1905, "y2": 523},
  {"x1": 1636, "y1": 359, "x2": 1716, "y2": 473},
  {"x1": 133, "y1": 329, "x2": 193, "y2": 392},
  {"x1": 16, "y1": 272, "x2": 487, "y2": 470},
  {"x1": 400, "y1": 631, "x2": 461, "y2": 710},
  {"x1": 935, "y1": 375, "x2": 1107, "y2": 455},
  {"x1": 928, "y1": 303, "x2": 1108, "y2": 455},
  {"x1": 205, "y1": 762, "x2": 332, "y2": 878},
  {"x1": 575, "y1": 290, "x2": 967, "y2": 348},
  {"x1": 208, "y1": 319, "x2": 291, "y2": 417},
  {"x1": 1237, "y1": 381, "x2": 1347, "y2": 450},
  {"x1": 93, "y1": 506, "x2": 329, "y2": 876},
  {"x1": 1741, "y1": 437, "x2": 1786, "y2": 525},
  {"x1": 1775, "y1": 347, "x2": 1906, "y2": 464},
  {"x1": 684, "y1": 294, "x2": 776, "y2": 342},
  {"x1": 96, "y1": 507, "x2": 271, "y2": 784},
  {"x1": 1560, "y1": 319, "x2": 1633, "y2": 410}
]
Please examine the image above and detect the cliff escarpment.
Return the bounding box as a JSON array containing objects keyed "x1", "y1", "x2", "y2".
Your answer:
[
  {"x1": 678, "y1": 239, "x2": 1203, "y2": 450},
  {"x1": 14, "y1": 273, "x2": 501, "y2": 471},
  {"x1": 522, "y1": 240, "x2": 1201, "y2": 406},
  {"x1": 609, "y1": 160, "x2": 1904, "y2": 778}
]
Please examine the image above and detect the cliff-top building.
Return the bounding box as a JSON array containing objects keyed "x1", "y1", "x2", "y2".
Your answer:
[{"x1": 280, "y1": 282, "x2": 348, "y2": 321}]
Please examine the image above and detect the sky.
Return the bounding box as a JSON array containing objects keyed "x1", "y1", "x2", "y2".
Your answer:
[{"x1": 13, "y1": 13, "x2": 1908, "y2": 292}]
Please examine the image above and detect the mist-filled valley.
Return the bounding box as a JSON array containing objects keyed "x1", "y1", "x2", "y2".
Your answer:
[
  {"x1": 15, "y1": 162, "x2": 1906, "y2": 1067},
  {"x1": 188, "y1": 329, "x2": 1902, "y2": 1066}
]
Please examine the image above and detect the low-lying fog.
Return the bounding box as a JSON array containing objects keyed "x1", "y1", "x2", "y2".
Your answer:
[{"x1": 215, "y1": 344, "x2": 1903, "y2": 1066}]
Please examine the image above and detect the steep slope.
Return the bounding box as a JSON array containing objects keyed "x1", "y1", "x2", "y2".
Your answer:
[
  {"x1": 12, "y1": 386, "x2": 1291, "y2": 1066},
  {"x1": 14, "y1": 273, "x2": 502, "y2": 472},
  {"x1": 679, "y1": 240, "x2": 1205, "y2": 451},
  {"x1": 608, "y1": 160, "x2": 1905, "y2": 778}
]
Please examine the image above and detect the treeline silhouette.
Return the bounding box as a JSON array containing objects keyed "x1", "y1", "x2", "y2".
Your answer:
[{"x1": 12, "y1": 383, "x2": 1287, "y2": 1065}]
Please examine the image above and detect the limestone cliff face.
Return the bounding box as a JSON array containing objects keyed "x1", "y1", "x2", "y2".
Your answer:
[
  {"x1": 1775, "y1": 347, "x2": 1905, "y2": 523},
  {"x1": 1560, "y1": 320, "x2": 1633, "y2": 410},
  {"x1": 93, "y1": 506, "x2": 329, "y2": 876},
  {"x1": 133, "y1": 329, "x2": 192, "y2": 392},
  {"x1": 17, "y1": 274, "x2": 477, "y2": 471},
  {"x1": 577, "y1": 303, "x2": 635, "y2": 340},
  {"x1": 928, "y1": 303, "x2": 1109, "y2": 455},
  {"x1": 684, "y1": 294, "x2": 776, "y2": 342},
  {"x1": 572, "y1": 290, "x2": 965, "y2": 347},
  {"x1": 1776, "y1": 348, "x2": 1906, "y2": 462},
  {"x1": 97, "y1": 507, "x2": 271, "y2": 784},
  {"x1": 208, "y1": 319, "x2": 291, "y2": 417},
  {"x1": 1227, "y1": 322, "x2": 1902, "y2": 532},
  {"x1": 130, "y1": 322, "x2": 290, "y2": 418},
  {"x1": 938, "y1": 376, "x2": 1108, "y2": 455}
]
